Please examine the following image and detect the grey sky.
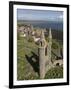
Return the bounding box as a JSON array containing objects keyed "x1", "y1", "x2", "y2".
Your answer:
[{"x1": 17, "y1": 9, "x2": 63, "y2": 22}]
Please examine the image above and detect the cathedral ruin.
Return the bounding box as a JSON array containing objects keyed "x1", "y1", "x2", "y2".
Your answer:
[
  {"x1": 18, "y1": 25, "x2": 63, "y2": 79},
  {"x1": 38, "y1": 28, "x2": 63, "y2": 79}
]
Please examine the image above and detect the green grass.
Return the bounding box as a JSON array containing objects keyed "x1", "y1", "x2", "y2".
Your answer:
[{"x1": 17, "y1": 37, "x2": 39, "y2": 80}]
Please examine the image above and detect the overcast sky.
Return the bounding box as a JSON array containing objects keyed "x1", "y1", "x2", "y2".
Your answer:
[{"x1": 17, "y1": 9, "x2": 63, "y2": 22}]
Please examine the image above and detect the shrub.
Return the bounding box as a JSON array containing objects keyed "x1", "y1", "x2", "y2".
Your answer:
[{"x1": 45, "y1": 66, "x2": 63, "y2": 79}]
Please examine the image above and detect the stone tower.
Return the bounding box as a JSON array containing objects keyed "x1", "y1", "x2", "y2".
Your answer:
[
  {"x1": 39, "y1": 30, "x2": 46, "y2": 79},
  {"x1": 38, "y1": 28, "x2": 53, "y2": 78}
]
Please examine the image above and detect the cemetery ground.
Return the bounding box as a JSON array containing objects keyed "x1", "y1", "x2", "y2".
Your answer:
[{"x1": 17, "y1": 31, "x2": 63, "y2": 80}]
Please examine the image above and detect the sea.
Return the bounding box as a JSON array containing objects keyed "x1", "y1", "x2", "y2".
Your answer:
[{"x1": 18, "y1": 20, "x2": 63, "y2": 31}]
